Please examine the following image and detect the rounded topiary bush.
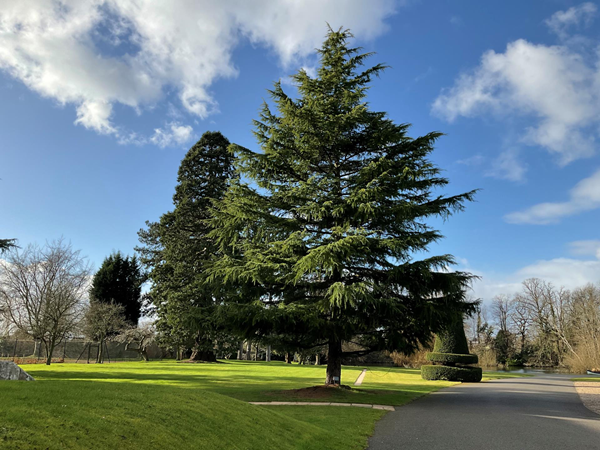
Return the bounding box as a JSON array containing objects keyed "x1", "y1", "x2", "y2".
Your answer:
[
  {"x1": 421, "y1": 314, "x2": 481, "y2": 382},
  {"x1": 426, "y1": 352, "x2": 478, "y2": 365},
  {"x1": 421, "y1": 365, "x2": 482, "y2": 382}
]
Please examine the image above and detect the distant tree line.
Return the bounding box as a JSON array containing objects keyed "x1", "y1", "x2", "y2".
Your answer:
[{"x1": 467, "y1": 278, "x2": 600, "y2": 372}]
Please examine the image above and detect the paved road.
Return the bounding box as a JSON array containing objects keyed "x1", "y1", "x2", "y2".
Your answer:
[{"x1": 368, "y1": 374, "x2": 600, "y2": 450}]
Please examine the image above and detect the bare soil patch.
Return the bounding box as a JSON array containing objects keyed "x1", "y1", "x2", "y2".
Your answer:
[{"x1": 270, "y1": 385, "x2": 353, "y2": 399}]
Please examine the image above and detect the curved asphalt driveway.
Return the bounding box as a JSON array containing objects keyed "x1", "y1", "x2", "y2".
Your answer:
[{"x1": 368, "y1": 374, "x2": 600, "y2": 450}]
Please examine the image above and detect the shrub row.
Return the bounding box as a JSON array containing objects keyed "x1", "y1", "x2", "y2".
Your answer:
[
  {"x1": 426, "y1": 352, "x2": 478, "y2": 365},
  {"x1": 421, "y1": 364, "x2": 482, "y2": 382}
]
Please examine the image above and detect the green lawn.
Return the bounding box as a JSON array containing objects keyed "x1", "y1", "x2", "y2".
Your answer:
[
  {"x1": 0, "y1": 361, "x2": 525, "y2": 450},
  {"x1": 572, "y1": 377, "x2": 600, "y2": 382}
]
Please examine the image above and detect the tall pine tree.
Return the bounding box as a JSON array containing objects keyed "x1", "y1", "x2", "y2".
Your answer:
[
  {"x1": 137, "y1": 131, "x2": 235, "y2": 361},
  {"x1": 210, "y1": 29, "x2": 477, "y2": 384}
]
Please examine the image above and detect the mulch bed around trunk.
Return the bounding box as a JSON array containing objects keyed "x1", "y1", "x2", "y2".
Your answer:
[{"x1": 269, "y1": 384, "x2": 355, "y2": 399}]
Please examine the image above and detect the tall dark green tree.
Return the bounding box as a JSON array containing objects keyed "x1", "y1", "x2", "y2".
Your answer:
[
  {"x1": 210, "y1": 28, "x2": 477, "y2": 385},
  {"x1": 137, "y1": 131, "x2": 235, "y2": 361},
  {"x1": 90, "y1": 252, "x2": 144, "y2": 325}
]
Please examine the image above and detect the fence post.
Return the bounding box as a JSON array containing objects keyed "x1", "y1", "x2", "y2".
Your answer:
[{"x1": 12, "y1": 339, "x2": 18, "y2": 362}]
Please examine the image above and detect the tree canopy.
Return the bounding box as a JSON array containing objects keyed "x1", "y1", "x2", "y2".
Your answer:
[
  {"x1": 209, "y1": 28, "x2": 477, "y2": 384},
  {"x1": 89, "y1": 252, "x2": 144, "y2": 325}
]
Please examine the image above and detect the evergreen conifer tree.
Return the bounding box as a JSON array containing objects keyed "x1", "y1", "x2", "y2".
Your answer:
[
  {"x1": 211, "y1": 28, "x2": 477, "y2": 384},
  {"x1": 137, "y1": 131, "x2": 235, "y2": 361},
  {"x1": 90, "y1": 252, "x2": 144, "y2": 325}
]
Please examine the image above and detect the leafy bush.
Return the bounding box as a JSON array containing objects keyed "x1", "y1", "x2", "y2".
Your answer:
[
  {"x1": 421, "y1": 365, "x2": 482, "y2": 382},
  {"x1": 426, "y1": 352, "x2": 478, "y2": 365}
]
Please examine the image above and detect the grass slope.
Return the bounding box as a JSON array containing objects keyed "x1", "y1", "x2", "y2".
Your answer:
[{"x1": 0, "y1": 361, "x2": 528, "y2": 449}]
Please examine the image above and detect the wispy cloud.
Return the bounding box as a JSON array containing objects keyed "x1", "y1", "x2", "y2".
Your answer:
[
  {"x1": 456, "y1": 154, "x2": 485, "y2": 166},
  {"x1": 545, "y1": 2, "x2": 597, "y2": 40},
  {"x1": 486, "y1": 148, "x2": 527, "y2": 182},
  {"x1": 569, "y1": 240, "x2": 600, "y2": 258},
  {"x1": 504, "y1": 168, "x2": 600, "y2": 224}
]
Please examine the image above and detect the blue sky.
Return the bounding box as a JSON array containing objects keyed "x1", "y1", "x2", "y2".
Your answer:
[{"x1": 1, "y1": 0, "x2": 600, "y2": 300}]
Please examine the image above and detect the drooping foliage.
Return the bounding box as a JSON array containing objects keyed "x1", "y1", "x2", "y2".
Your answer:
[
  {"x1": 210, "y1": 28, "x2": 477, "y2": 384},
  {"x1": 137, "y1": 131, "x2": 235, "y2": 361},
  {"x1": 90, "y1": 252, "x2": 144, "y2": 325}
]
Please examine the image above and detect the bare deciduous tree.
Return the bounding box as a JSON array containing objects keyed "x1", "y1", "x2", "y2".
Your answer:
[
  {"x1": 510, "y1": 295, "x2": 532, "y2": 352},
  {"x1": 0, "y1": 239, "x2": 90, "y2": 365},
  {"x1": 491, "y1": 295, "x2": 512, "y2": 334},
  {"x1": 83, "y1": 301, "x2": 127, "y2": 363},
  {"x1": 116, "y1": 324, "x2": 155, "y2": 362}
]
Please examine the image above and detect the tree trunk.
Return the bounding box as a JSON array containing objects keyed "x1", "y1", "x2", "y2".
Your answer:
[
  {"x1": 189, "y1": 335, "x2": 217, "y2": 362},
  {"x1": 254, "y1": 344, "x2": 259, "y2": 361},
  {"x1": 189, "y1": 346, "x2": 217, "y2": 362},
  {"x1": 97, "y1": 340, "x2": 104, "y2": 364},
  {"x1": 285, "y1": 352, "x2": 292, "y2": 364},
  {"x1": 45, "y1": 339, "x2": 56, "y2": 366},
  {"x1": 315, "y1": 353, "x2": 320, "y2": 365},
  {"x1": 237, "y1": 341, "x2": 244, "y2": 360},
  {"x1": 266, "y1": 345, "x2": 271, "y2": 362},
  {"x1": 325, "y1": 339, "x2": 342, "y2": 385},
  {"x1": 246, "y1": 342, "x2": 252, "y2": 360}
]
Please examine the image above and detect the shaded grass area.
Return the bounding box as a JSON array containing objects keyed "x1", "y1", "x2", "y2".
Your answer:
[{"x1": 0, "y1": 361, "x2": 530, "y2": 449}]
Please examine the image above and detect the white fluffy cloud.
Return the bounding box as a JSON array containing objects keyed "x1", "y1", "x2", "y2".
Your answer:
[
  {"x1": 432, "y1": 4, "x2": 600, "y2": 166},
  {"x1": 0, "y1": 0, "x2": 395, "y2": 140},
  {"x1": 505, "y1": 168, "x2": 600, "y2": 224},
  {"x1": 150, "y1": 123, "x2": 194, "y2": 149}
]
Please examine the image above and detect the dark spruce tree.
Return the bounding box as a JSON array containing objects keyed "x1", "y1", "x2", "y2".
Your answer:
[
  {"x1": 210, "y1": 28, "x2": 477, "y2": 385},
  {"x1": 90, "y1": 252, "x2": 145, "y2": 325},
  {"x1": 137, "y1": 131, "x2": 235, "y2": 362}
]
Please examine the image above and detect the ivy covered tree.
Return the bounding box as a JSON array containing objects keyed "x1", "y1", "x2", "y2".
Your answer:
[
  {"x1": 90, "y1": 252, "x2": 144, "y2": 325},
  {"x1": 137, "y1": 131, "x2": 235, "y2": 361},
  {"x1": 210, "y1": 28, "x2": 476, "y2": 385}
]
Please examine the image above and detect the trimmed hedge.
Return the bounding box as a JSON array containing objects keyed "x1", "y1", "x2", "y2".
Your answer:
[
  {"x1": 426, "y1": 352, "x2": 478, "y2": 365},
  {"x1": 421, "y1": 365, "x2": 482, "y2": 382},
  {"x1": 433, "y1": 319, "x2": 470, "y2": 355}
]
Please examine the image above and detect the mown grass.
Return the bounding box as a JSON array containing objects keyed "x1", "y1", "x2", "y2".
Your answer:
[{"x1": 0, "y1": 361, "x2": 528, "y2": 450}]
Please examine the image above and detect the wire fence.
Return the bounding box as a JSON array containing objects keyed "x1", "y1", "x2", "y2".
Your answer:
[{"x1": 0, "y1": 339, "x2": 167, "y2": 364}]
